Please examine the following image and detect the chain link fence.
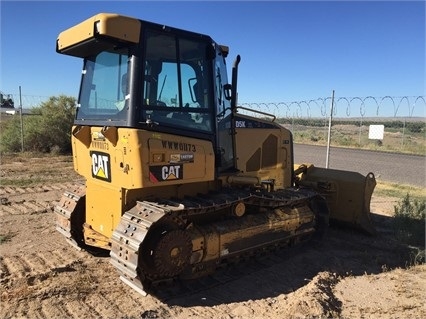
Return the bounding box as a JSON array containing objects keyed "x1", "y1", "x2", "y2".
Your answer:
[
  {"x1": 238, "y1": 95, "x2": 425, "y2": 154},
  {"x1": 2, "y1": 94, "x2": 425, "y2": 155}
]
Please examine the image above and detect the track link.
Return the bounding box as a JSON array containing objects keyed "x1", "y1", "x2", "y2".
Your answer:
[
  {"x1": 110, "y1": 201, "x2": 171, "y2": 296},
  {"x1": 54, "y1": 184, "x2": 86, "y2": 250}
]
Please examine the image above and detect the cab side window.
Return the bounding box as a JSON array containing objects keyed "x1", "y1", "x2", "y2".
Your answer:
[{"x1": 141, "y1": 29, "x2": 213, "y2": 133}]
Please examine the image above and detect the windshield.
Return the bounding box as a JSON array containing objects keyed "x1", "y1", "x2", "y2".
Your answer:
[
  {"x1": 76, "y1": 50, "x2": 129, "y2": 121},
  {"x1": 74, "y1": 29, "x2": 215, "y2": 134},
  {"x1": 142, "y1": 30, "x2": 214, "y2": 133}
]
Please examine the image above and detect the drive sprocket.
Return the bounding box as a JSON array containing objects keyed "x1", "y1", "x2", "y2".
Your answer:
[{"x1": 152, "y1": 229, "x2": 192, "y2": 277}]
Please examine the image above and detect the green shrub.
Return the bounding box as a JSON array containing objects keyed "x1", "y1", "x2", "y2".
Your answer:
[
  {"x1": 0, "y1": 95, "x2": 76, "y2": 154},
  {"x1": 393, "y1": 193, "x2": 425, "y2": 249},
  {"x1": 406, "y1": 122, "x2": 425, "y2": 133},
  {"x1": 0, "y1": 116, "x2": 22, "y2": 152},
  {"x1": 310, "y1": 135, "x2": 319, "y2": 142}
]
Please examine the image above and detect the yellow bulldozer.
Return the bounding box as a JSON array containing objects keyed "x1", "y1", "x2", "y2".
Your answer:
[{"x1": 55, "y1": 13, "x2": 376, "y2": 296}]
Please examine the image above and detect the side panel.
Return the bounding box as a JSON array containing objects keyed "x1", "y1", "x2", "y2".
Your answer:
[
  {"x1": 72, "y1": 126, "x2": 215, "y2": 190},
  {"x1": 85, "y1": 179, "x2": 123, "y2": 240},
  {"x1": 233, "y1": 115, "x2": 293, "y2": 189},
  {"x1": 147, "y1": 136, "x2": 213, "y2": 184}
]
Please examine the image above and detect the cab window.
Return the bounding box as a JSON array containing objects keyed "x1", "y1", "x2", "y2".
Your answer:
[
  {"x1": 77, "y1": 50, "x2": 129, "y2": 121},
  {"x1": 141, "y1": 29, "x2": 213, "y2": 132}
]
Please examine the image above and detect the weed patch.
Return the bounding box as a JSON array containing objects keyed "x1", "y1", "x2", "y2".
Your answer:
[{"x1": 393, "y1": 193, "x2": 425, "y2": 251}]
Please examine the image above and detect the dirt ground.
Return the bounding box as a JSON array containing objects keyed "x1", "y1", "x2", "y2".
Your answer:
[{"x1": 1, "y1": 155, "x2": 425, "y2": 319}]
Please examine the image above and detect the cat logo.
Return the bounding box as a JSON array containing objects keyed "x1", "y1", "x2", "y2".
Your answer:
[
  {"x1": 149, "y1": 164, "x2": 183, "y2": 183},
  {"x1": 90, "y1": 151, "x2": 111, "y2": 182}
]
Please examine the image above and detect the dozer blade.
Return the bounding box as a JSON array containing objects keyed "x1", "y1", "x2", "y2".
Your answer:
[{"x1": 294, "y1": 164, "x2": 377, "y2": 235}]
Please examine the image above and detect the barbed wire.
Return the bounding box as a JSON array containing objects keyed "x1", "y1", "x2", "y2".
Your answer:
[
  {"x1": 3, "y1": 94, "x2": 425, "y2": 119},
  {"x1": 240, "y1": 95, "x2": 426, "y2": 119}
]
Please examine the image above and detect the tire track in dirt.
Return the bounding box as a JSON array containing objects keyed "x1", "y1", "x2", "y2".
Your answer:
[
  {"x1": 26, "y1": 301, "x2": 76, "y2": 319},
  {"x1": 85, "y1": 290, "x2": 135, "y2": 318},
  {"x1": 0, "y1": 183, "x2": 78, "y2": 196},
  {"x1": 0, "y1": 183, "x2": 81, "y2": 216},
  {"x1": 1, "y1": 251, "x2": 84, "y2": 285},
  {"x1": 0, "y1": 201, "x2": 49, "y2": 216},
  {"x1": 63, "y1": 299, "x2": 104, "y2": 319},
  {"x1": 1, "y1": 251, "x2": 108, "y2": 318}
]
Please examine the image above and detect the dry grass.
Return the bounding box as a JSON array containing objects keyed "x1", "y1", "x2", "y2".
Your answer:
[
  {"x1": 374, "y1": 180, "x2": 426, "y2": 202},
  {"x1": 0, "y1": 152, "x2": 78, "y2": 187},
  {"x1": 290, "y1": 124, "x2": 425, "y2": 155}
]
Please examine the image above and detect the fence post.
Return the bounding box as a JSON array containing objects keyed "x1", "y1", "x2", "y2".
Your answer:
[
  {"x1": 19, "y1": 86, "x2": 24, "y2": 152},
  {"x1": 402, "y1": 117, "x2": 406, "y2": 148},
  {"x1": 325, "y1": 90, "x2": 334, "y2": 169}
]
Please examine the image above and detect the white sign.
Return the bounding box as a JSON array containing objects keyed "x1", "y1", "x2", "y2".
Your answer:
[{"x1": 369, "y1": 125, "x2": 384, "y2": 140}]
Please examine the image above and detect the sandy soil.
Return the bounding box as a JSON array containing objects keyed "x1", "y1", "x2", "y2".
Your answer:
[{"x1": 1, "y1": 155, "x2": 425, "y2": 319}]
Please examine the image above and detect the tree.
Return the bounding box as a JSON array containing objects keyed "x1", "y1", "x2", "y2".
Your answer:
[{"x1": 0, "y1": 95, "x2": 76, "y2": 154}]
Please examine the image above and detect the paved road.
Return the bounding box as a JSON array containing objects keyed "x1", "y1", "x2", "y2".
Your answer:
[{"x1": 293, "y1": 144, "x2": 426, "y2": 188}]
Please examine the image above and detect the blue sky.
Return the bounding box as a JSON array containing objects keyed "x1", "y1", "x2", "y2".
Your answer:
[{"x1": 1, "y1": 1, "x2": 425, "y2": 117}]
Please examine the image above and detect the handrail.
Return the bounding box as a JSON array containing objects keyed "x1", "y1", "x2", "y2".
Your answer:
[{"x1": 236, "y1": 106, "x2": 276, "y2": 122}]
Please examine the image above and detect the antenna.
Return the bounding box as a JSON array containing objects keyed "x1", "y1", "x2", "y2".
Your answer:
[{"x1": 158, "y1": 75, "x2": 167, "y2": 101}]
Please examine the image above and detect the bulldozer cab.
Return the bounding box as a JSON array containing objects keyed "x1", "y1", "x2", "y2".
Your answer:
[{"x1": 58, "y1": 13, "x2": 235, "y2": 173}]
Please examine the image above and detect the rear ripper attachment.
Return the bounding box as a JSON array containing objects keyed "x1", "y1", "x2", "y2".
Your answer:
[{"x1": 110, "y1": 187, "x2": 329, "y2": 296}]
